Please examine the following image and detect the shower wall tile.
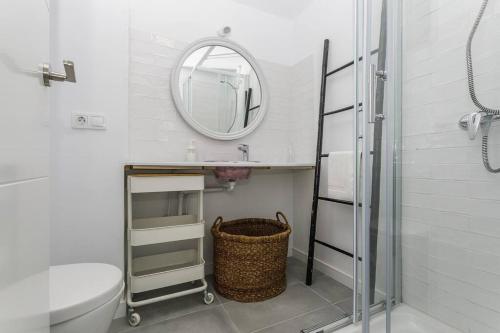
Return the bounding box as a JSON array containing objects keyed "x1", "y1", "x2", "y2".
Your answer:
[{"x1": 402, "y1": 1, "x2": 500, "y2": 332}]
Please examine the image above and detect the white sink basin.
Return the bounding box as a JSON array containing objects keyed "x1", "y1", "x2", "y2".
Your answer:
[{"x1": 205, "y1": 161, "x2": 257, "y2": 181}]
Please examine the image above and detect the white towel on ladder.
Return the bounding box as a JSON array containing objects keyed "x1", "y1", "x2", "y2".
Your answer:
[{"x1": 327, "y1": 151, "x2": 354, "y2": 202}]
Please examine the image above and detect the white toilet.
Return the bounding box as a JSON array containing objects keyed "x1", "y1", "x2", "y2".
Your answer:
[{"x1": 50, "y1": 263, "x2": 124, "y2": 333}]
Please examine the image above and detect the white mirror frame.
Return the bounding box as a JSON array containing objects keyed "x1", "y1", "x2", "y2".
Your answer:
[{"x1": 170, "y1": 37, "x2": 269, "y2": 140}]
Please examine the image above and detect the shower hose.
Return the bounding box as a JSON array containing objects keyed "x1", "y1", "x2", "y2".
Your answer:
[{"x1": 467, "y1": 0, "x2": 500, "y2": 172}]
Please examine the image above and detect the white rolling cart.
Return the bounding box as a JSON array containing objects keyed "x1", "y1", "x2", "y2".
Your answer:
[{"x1": 126, "y1": 174, "x2": 214, "y2": 327}]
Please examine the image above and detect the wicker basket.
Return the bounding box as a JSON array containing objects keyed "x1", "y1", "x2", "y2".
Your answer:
[{"x1": 211, "y1": 212, "x2": 291, "y2": 302}]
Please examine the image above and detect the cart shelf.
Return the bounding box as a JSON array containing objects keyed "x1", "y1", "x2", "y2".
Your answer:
[
  {"x1": 131, "y1": 215, "x2": 204, "y2": 246},
  {"x1": 130, "y1": 250, "x2": 205, "y2": 293}
]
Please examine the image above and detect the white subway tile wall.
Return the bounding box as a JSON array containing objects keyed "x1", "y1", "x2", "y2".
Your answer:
[
  {"x1": 290, "y1": 55, "x2": 317, "y2": 163},
  {"x1": 402, "y1": 0, "x2": 500, "y2": 332},
  {"x1": 128, "y1": 29, "x2": 316, "y2": 163}
]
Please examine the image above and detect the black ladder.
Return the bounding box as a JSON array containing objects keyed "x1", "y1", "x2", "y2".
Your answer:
[{"x1": 305, "y1": 39, "x2": 376, "y2": 286}]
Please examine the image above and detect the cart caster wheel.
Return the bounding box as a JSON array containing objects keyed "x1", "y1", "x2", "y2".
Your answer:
[
  {"x1": 203, "y1": 292, "x2": 215, "y2": 305},
  {"x1": 128, "y1": 312, "x2": 142, "y2": 327}
]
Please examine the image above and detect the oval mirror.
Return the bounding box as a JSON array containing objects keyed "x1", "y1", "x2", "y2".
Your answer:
[{"x1": 171, "y1": 38, "x2": 268, "y2": 140}]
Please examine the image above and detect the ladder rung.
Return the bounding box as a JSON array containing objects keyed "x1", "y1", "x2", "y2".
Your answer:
[
  {"x1": 325, "y1": 49, "x2": 379, "y2": 78},
  {"x1": 323, "y1": 105, "x2": 354, "y2": 116},
  {"x1": 318, "y1": 196, "x2": 363, "y2": 207},
  {"x1": 323, "y1": 102, "x2": 363, "y2": 117},
  {"x1": 318, "y1": 196, "x2": 353, "y2": 205},
  {"x1": 314, "y1": 239, "x2": 362, "y2": 261},
  {"x1": 325, "y1": 61, "x2": 354, "y2": 77}
]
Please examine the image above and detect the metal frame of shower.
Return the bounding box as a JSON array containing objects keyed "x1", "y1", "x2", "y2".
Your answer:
[{"x1": 304, "y1": 0, "x2": 402, "y2": 332}]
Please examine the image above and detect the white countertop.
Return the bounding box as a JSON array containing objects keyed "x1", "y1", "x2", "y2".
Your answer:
[{"x1": 127, "y1": 161, "x2": 315, "y2": 169}]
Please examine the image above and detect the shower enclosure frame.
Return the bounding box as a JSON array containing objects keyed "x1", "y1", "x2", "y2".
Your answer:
[
  {"x1": 305, "y1": 0, "x2": 403, "y2": 332},
  {"x1": 357, "y1": 0, "x2": 403, "y2": 331}
]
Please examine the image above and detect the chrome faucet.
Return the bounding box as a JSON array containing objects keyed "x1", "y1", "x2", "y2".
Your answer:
[{"x1": 238, "y1": 144, "x2": 249, "y2": 161}]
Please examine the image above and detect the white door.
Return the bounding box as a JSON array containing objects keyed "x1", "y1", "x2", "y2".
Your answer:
[{"x1": 0, "y1": 1, "x2": 50, "y2": 332}]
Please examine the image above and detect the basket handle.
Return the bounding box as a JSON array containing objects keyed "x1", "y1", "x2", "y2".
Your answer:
[
  {"x1": 213, "y1": 216, "x2": 224, "y2": 231},
  {"x1": 276, "y1": 211, "x2": 289, "y2": 225}
]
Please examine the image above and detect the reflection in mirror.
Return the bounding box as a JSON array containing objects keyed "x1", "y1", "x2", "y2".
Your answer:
[{"x1": 178, "y1": 46, "x2": 262, "y2": 134}]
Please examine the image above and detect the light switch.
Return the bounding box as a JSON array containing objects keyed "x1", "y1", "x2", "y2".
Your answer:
[{"x1": 89, "y1": 115, "x2": 106, "y2": 129}]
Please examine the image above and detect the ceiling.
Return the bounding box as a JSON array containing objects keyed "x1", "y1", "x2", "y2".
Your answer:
[{"x1": 231, "y1": 0, "x2": 312, "y2": 20}]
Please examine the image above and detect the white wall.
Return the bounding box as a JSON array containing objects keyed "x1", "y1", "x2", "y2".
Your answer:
[
  {"x1": 50, "y1": 0, "x2": 129, "y2": 270},
  {"x1": 401, "y1": 1, "x2": 500, "y2": 332},
  {"x1": 130, "y1": 0, "x2": 296, "y2": 66}
]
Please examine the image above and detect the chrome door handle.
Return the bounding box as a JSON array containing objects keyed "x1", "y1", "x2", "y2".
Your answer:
[
  {"x1": 42, "y1": 60, "x2": 76, "y2": 87},
  {"x1": 368, "y1": 64, "x2": 387, "y2": 123},
  {"x1": 368, "y1": 64, "x2": 377, "y2": 123}
]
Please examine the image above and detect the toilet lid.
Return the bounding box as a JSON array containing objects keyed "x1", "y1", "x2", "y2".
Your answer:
[{"x1": 50, "y1": 263, "x2": 123, "y2": 325}]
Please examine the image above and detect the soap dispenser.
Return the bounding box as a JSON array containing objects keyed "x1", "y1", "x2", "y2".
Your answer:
[{"x1": 185, "y1": 140, "x2": 197, "y2": 162}]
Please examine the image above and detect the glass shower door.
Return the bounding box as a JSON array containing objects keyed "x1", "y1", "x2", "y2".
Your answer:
[{"x1": 355, "y1": 0, "x2": 400, "y2": 331}]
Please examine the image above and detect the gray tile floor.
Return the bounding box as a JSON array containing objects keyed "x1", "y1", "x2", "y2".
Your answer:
[{"x1": 109, "y1": 258, "x2": 353, "y2": 333}]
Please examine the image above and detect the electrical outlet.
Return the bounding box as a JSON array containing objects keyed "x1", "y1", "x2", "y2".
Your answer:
[{"x1": 71, "y1": 114, "x2": 87, "y2": 129}]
